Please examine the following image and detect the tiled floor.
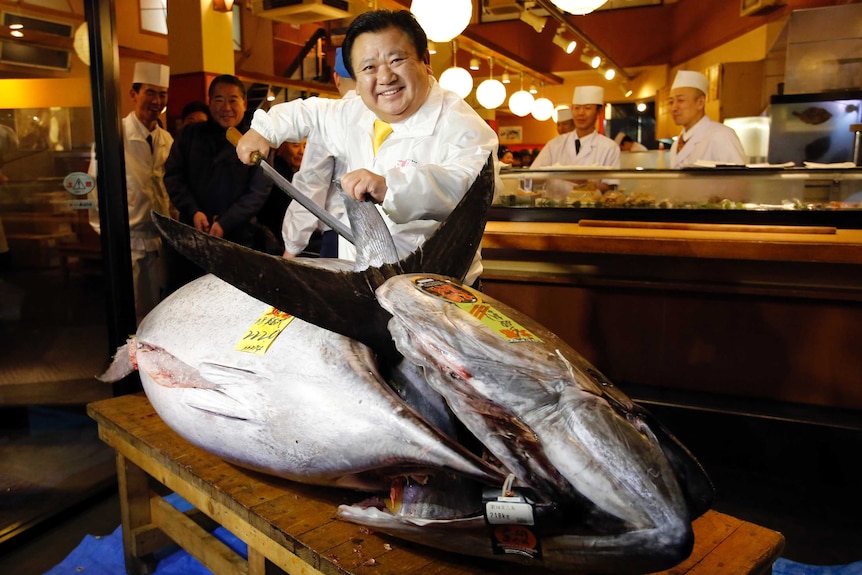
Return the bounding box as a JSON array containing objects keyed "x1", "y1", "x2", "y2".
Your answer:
[{"x1": 0, "y1": 406, "x2": 859, "y2": 575}]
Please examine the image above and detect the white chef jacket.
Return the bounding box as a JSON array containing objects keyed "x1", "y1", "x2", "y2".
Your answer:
[
  {"x1": 281, "y1": 91, "x2": 356, "y2": 256},
  {"x1": 670, "y1": 115, "x2": 747, "y2": 168},
  {"x1": 531, "y1": 130, "x2": 620, "y2": 169},
  {"x1": 530, "y1": 130, "x2": 620, "y2": 198},
  {"x1": 253, "y1": 79, "x2": 500, "y2": 285},
  {"x1": 88, "y1": 112, "x2": 174, "y2": 251}
]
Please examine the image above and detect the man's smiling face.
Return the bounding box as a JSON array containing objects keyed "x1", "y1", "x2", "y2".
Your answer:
[{"x1": 351, "y1": 26, "x2": 430, "y2": 124}]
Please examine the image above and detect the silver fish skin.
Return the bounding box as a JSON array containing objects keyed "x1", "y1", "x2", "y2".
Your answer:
[
  {"x1": 354, "y1": 273, "x2": 696, "y2": 571},
  {"x1": 123, "y1": 273, "x2": 502, "y2": 492}
]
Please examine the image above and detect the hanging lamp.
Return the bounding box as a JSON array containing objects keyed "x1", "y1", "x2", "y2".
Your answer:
[{"x1": 438, "y1": 40, "x2": 474, "y2": 99}]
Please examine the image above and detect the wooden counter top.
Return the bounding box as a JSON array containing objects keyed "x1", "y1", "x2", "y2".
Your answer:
[{"x1": 482, "y1": 221, "x2": 862, "y2": 265}]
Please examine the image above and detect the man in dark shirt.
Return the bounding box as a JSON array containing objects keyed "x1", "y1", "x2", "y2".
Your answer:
[{"x1": 164, "y1": 74, "x2": 272, "y2": 287}]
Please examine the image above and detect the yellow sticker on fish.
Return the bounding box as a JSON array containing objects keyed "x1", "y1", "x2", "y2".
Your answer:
[
  {"x1": 236, "y1": 307, "x2": 295, "y2": 355},
  {"x1": 411, "y1": 277, "x2": 542, "y2": 343}
]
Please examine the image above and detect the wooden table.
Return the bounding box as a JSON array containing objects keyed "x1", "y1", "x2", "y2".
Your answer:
[{"x1": 88, "y1": 394, "x2": 785, "y2": 575}]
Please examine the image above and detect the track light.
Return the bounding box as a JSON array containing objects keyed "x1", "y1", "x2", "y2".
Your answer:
[
  {"x1": 469, "y1": 57, "x2": 480, "y2": 71},
  {"x1": 519, "y1": 9, "x2": 547, "y2": 33},
  {"x1": 553, "y1": 28, "x2": 577, "y2": 54},
  {"x1": 529, "y1": 82, "x2": 538, "y2": 94},
  {"x1": 591, "y1": 55, "x2": 602, "y2": 69},
  {"x1": 501, "y1": 70, "x2": 511, "y2": 84},
  {"x1": 266, "y1": 86, "x2": 275, "y2": 101},
  {"x1": 603, "y1": 68, "x2": 616, "y2": 81},
  {"x1": 427, "y1": 41, "x2": 437, "y2": 55}
]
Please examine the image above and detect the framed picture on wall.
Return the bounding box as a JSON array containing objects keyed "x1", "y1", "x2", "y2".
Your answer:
[{"x1": 500, "y1": 126, "x2": 522, "y2": 144}]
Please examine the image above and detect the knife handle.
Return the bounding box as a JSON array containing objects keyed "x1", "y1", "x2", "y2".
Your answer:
[{"x1": 225, "y1": 126, "x2": 262, "y2": 165}]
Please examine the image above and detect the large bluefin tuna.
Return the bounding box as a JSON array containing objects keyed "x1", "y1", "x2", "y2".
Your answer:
[{"x1": 100, "y1": 155, "x2": 713, "y2": 572}]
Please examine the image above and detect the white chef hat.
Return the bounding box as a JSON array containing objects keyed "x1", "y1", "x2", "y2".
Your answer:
[
  {"x1": 133, "y1": 62, "x2": 170, "y2": 88},
  {"x1": 573, "y1": 85, "x2": 604, "y2": 105},
  {"x1": 671, "y1": 70, "x2": 708, "y2": 95},
  {"x1": 554, "y1": 106, "x2": 573, "y2": 122}
]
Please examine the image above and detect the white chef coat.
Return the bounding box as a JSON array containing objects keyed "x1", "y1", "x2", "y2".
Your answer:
[
  {"x1": 530, "y1": 130, "x2": 620, "y2": 198},
  {"x1": 88, "y1": 111, "x2": 173, "y2": 321},
  {"x1": 670, "y1": 115, "x2": 747, "y2": 168},
  {"x1": 281, "y1": 91, "x2": 356, "y2": 256},
  {"x1": 531, "y1": 130, "x2": 620, "y2": 169},
  {"x1": 253, "y1": 79, "x2": 500, "y2": 285}
]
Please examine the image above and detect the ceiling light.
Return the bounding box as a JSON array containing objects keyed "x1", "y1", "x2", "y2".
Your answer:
[
  {"x1": 411, "y1": 0, "x2": 472, "y2": 42},
  {"x1": 508, "y1": 72, "x2": 535, "y2": 117},
  {"x1": 591, "y1": 55, "x2": 602, "y2": 69},
  {"x1": 476, "y1": 58, "x2": 507, "y2": 110},
  {"x1": 428, "y1": 41, "x2": 437, "y2": 55},
  {"x1": 266, "y1": 86, "x2": 275, "y2": 102},
  {"x1": 553, "y1": 28, "x2": 577, "y2": 54},
  {"x1": 501, "y1": 71, "x2": 511, "y2": 84},
  {"x1": 439, "y1": 40, "x2": 473, "y2": 99},
  {"x1": 532, "y1": 97, "x2": 555, "y2": 121},
  {"x1": 469, "y1": 57, "x2": 480, "y2": 71},
  {"x1": 11, "y1": 29, "x2": 23, "y2": 37},
  {"x1": 548, "y1": 0, "x2": 609, "y2": 15},
  {"x1": 637, "y1": 102, "x2": 647, "y2": 112},
  {"x1": 604, "y1": 68, "x2": 616, "y2": 80},
  {"x1": 529, "y1": 82, "x2": 538, "y2": 94},
  {"x1": 519, "y1": 9, "x2": 547, "y2": 34}
]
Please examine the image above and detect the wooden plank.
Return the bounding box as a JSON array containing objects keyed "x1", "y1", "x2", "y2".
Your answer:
[
  {"x1": 150, "y1": 495, "x2": 249, "y2": 575},
  {"x1": 579, "y1": 219, "x2": 837, "y2": 235}
]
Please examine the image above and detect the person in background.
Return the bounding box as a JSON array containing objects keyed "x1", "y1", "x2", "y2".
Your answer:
[
  {"x1": 498, "y1": 145, "x2": 515, "y2": 166},
  {"x1": 555, "y1": 106, "x2": 575, "y2": 135},
  {"x1": 255, "y1": 139, "x2": 305, "y2": 254},
  {"x1": 180, "y1": 100, "x2": 209, "y2": 128},
  {"x1": 164, "y1": 74, "x2": 272, "y2": 288},
  {"x1": 668, "y1": 70, "x2": 746, "y2": 168},
  {"x1": 88, "y1": 62, "x2": 173, "y2": 323},
  {"x1": 236, "y1": 10, "x2": 499, "y2": 287},
  {"x1": 518, "y1": 148, "x2": 534, "y2": 167},
  {"x1": 281, "y1": 46, "x2": 355, "y2": 259},
  {"x1": 616, "y1": 132, "x2": 648, "y2": 152}
]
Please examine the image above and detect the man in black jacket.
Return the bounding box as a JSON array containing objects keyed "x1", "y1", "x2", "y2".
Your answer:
[{"x1": 164, "y1": 74, "x2": 272, "y2": 288}]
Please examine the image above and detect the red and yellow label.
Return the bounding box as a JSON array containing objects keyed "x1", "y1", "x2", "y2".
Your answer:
[
  {"x1": 411, "y1": 277, "x2": 542, "y2": 343},
  {"x1": 236, "y1": 307, "x2": 295, "y2": 355}
]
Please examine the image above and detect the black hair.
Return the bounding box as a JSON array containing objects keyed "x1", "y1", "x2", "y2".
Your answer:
[
  {"x1": 181, "y1": 100, "x2": 209, "y2": 120},
  {"x1": 620, "y1": 135, "x2": 634, "y2": 144},
  {"x1": 497, "y1": 145, "x2": 511, "y2": 160},
  {"x1": 342, "y1": 10, "x2": 428, "y2": 79},
  {"x1": 208, "y1": 74, "x2": 246, "y2": 100}
]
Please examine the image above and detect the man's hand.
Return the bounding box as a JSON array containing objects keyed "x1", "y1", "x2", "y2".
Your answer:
[
  {"x1": 282, "y1": 250, "x2": 297, "y2": 259},
  {"x1": 340, "y1": 169, "x2": 388, "y2": 203},
  {"x1": 236, "y1": 128, "x2": 272, "y2": 165},
  {"x1": 210, "y1": 221, "x2": 225, "y2": 238},
  {"x1": 193, "y1": 211, "x2": 210, "y2": 233}
]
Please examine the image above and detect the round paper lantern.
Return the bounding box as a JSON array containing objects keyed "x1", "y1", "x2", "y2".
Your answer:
[
  {"x1": 508, "y1": 90, "x2": 535, "y2": 117},
  {"x1": 476, "y1": 78, "x2": 507, "y2": 110},
  {"x1": 532, "y1": 97, "x2": 555, "y2": 121},
  {"x1": 439, "y1": 66, "x2": 474, "y2": 99},
  {"x1": 411, "y1": 0, "x2": 472, "y2": 42},
  {"x1": 549, "y1": 0, "x2": 609, "y2": 15}
]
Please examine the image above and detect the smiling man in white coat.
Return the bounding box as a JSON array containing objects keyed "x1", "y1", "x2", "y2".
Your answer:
[
  {"x1": 668, "y1": 70, "x2": 747, "y2": 168},
  {"x1": 236, "y1": 10, "x2": 499, "y2": 287}
]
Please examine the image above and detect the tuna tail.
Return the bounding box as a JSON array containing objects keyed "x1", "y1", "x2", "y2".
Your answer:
[{"x1": 152, "y1": 155, "x2": 495, "y2": 357}]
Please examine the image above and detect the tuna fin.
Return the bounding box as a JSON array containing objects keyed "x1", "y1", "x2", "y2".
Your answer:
[{"x1": 152, "y1": 154, "x2": 495, "y2": 355}]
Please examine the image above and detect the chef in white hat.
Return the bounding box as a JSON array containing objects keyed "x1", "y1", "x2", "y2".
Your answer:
[
  {"x1": 554, "y1": 106, "x2": 575, "y2": 135},
  {"x1": 88, "y1": 61, "x2": 173, "y2": 323},
  {"x1": 668, "y1": 69, "x2": 746, "y2": 168},
  {"x1": 532, "y1": 85, "x2": 620, "y2": 197}
]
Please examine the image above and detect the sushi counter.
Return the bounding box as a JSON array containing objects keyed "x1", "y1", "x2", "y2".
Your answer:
[{"x1": 480, "y1": 168, "x2": 862, "y2": 426}]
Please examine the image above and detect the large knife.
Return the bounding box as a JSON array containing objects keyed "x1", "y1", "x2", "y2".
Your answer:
[{"x1": 226, "y1": 127, "x2": 355, "y2": 245}]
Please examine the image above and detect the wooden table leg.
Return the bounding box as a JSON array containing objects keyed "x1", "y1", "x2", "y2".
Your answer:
[{"x1": 117, "y1": 452, "x2": 157, "y2": 575}]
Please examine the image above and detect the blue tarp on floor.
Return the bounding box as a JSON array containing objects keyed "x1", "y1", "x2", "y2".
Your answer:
[{"x1": 42, "y1": 493, "x2": 862, "y2": 575}]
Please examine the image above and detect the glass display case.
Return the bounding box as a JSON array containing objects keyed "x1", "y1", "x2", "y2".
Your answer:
[{"x1": 494, "y1": 166, "x2": 862, "y2": 228}]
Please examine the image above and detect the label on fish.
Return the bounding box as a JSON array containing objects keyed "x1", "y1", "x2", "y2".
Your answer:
[
  {"x1": 235, "y1": 307, "x2": 295, "y2": 355},
  {"x1": 411, "y1": 277, "x2": 543, "y2": 343},
  {"x1": 485, "y1": 498, "x2": 535, "y2": 525}
]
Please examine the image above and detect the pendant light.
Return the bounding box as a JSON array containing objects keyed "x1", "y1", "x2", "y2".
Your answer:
[
  {"x1": 508, "y1": 72, "x2": 535, "y2": 117},
  {"x1": 438, "y1": 40, "x2": 474, "y2": 99},
  {"x1": 476, "y1": 57, "x2": 507, "y2": 110},
  {"x1": 531, "y1": 82, "x2": 555, "y2": 121},
  {"x1": 549, "y1": 0, "x2": 609, "y2": 15},
  {"x1": 411, "y1": 0, "x2": 472, "y2": 42}
]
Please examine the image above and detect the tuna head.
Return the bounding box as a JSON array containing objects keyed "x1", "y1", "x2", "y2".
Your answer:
[{"x1": 372, "y1": 273, "x2": 707, "y2": 568}]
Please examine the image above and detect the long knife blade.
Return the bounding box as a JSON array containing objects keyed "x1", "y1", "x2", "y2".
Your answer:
[{"x1": 226, "y1": 127, "x2": 355, "y2": 245}]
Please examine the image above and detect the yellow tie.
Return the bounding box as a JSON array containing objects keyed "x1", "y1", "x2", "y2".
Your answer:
[{"x1": 372, "y1": 120, "x2": 392, "y2": 156}]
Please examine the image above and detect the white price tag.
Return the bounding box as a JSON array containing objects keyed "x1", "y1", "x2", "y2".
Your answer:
[{"x1": 485, "y1": 500, "x2": 535, "y2": 526}]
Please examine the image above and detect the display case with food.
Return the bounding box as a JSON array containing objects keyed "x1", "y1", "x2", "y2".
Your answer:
[{"x1": 493, "y1": 166, "x2": 862, "y2": 227}]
